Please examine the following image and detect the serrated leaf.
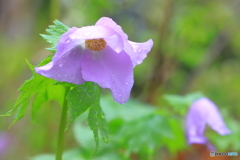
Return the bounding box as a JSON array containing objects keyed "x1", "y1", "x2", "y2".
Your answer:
[
  {"x1": 66, "y1": 82, "x2": 100, "y2": 129},
  {"x1": 88, "y1": 104, "x2": 109, "y2": 155},
  {"x1": 66, "y1": 81, "x2": 108, "y2": 154},
  {"x1": 1, "y1": 55, "x2": 57, "y2": 126},
  {"x1": 40, "y1": 20, "x2": 69, "y2": 52},
  {"x1": 32, "y1": 78, "x2": 64, "y2": 122},
  {"x1": 2, "y1": 77, "x2": 34, "y2": 117},
  {"x1": 112, "y1": 114, "x2": 173, "y2": 157},
  {"x1": 1, "y1": 75, "x2": 45, "y2": 125}
]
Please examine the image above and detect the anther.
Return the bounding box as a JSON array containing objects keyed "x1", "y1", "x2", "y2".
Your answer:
[{"x1": 85, "y1": 38, "x2": 107, "y2": 51}]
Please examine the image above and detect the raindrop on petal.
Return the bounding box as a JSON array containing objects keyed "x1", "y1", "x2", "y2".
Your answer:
[
  {"x1": 70, "y1": 74, "x2": 75, "y2": 79},
  {"x1": 136, "y1": 58, "x2": 142, "y2": 64}
]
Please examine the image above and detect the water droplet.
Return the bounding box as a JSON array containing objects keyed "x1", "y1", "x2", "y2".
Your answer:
[
  {"x1": 137, "y1": 48, "x2": 142, "y2": 52},
  {"x1": 66, "y1": 40, "x2": 70, "y2": 43},
  {"x1": 126, "y1": 82, "x2": 129, "y2": 85},
  {"x1": 85, "y1": 31, "x2": 91, "y2": 36},
  {"x1": 119, "y1": 94, "x2": 122, "y2": 97},
  {"x1": 136, "y1": 58, "x2": 142, "y2": 64},
  {"x1": 59, "y1": 63, "x2": 63, "y2": 67},
  {"x1": 70, "y1": 74, "x2": 75, "y2": 79}
]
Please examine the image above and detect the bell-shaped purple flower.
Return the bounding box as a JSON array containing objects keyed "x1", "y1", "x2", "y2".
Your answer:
[
  {"x1": 186, "y1": 97, "x2": 231, "y2": 150},
  {"x1": 35, "y1": 17, "x2": 153, "y2": 104}
]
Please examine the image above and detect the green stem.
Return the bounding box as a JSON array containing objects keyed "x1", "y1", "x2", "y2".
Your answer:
[{"x1": 56, "y1": 87, "x2": 70, "y2": 160}]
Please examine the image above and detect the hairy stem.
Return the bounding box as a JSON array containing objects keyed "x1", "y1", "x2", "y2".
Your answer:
[{"x1": 56, "y1": 87, "x2": 70, "y2": 160}]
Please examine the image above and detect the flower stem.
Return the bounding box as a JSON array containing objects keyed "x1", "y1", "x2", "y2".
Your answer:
[{"x1": 56, "y1": 87, "x2": 70, "y2": 160}]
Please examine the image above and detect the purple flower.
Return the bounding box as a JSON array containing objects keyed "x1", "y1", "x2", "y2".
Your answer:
[
  {"x1": 0, "y1": 132, "x2": 10, "y2": 158},
  {"x1": 186, "y1": 97, "x2": 231, "y2": 150},
  {"x1": 35, "y1": 17, "x2": 153, "y2": 104}
]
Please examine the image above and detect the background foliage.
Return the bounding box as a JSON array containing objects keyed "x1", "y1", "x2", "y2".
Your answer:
[{"x1": 0, "y1": 0, "x2": 240, "y2": 160}]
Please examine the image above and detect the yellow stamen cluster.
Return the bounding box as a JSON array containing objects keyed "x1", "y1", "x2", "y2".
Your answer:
[{"x1": 85, "y1": 38, "x2": 107, "y2": 51}]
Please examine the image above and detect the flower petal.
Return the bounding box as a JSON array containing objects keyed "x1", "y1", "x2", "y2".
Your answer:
[
  {"x1": 35, "y1": 46, "x2": 85, "y2": 84},
  {"x1": 96, "y1": 17, "x2": 153, "y2": 67},
  {"x1": 199, "y1": 98, "x2": 231, "y2": 135},
  {"x1": 127, "y1": 39, "x2": 153, "y2": 67},
  {"x1": 81, "y1": 46, "x2": 133, "y2": 104},
  {"x1": 186, "y1": 97, "x2": 231, "y2": 146},
  {"x1": 69, "y1": 25, "x2": 123, "y2": 53},
  {"x1": 186, "y1": 103, "x2": 207, "y2": 144},
  {"x1": 55, "y1": 27, "x2": 79, "y2": 58},
  {"x1": 95, "y1": 17, "x2": 128, "y2": 41}
]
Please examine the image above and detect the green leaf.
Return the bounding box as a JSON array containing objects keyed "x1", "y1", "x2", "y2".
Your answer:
[
  {"x1": 66, "y1": 82, "x2": 108, "y2": 154},
  {"x1": 37, "y1": 55, "x2": 54, "y2": 67},
  {"x1": 115, "y1": 114, "x2": 173, "y2": 157},
  {"x1": 26, "y1": 55, "x2": 53, "y2": 74},
  {"x1": 54, "y1": 81, "x2": 78, "y2": 88},
  {"x1": 32, "y1": 79, "x2": 65, "y2": 122},
  {"x1": 88, "y1": 103, "x2": 109, "y2": 154},
  {"x1": 163, "y1": 92, "x2": 204, "y2": 115},
  {"x1": 1, "y1": 55, "x2": 59, "y2": 125},
  {"x1": 66, "y1": 82, "x2": 100, "y2": 129},
  {"x1": 40, "y1": 20, "x2": 69, "y2": 52},
  {"x1": 1, "y1": 75, "x2": 48, "y2": 126},
  {"x1": 32, "y1": 87, "x2": 48, "y2": 122},
  {"x1": 164, "y1": 119, "x2": 187, "y2": 155}
]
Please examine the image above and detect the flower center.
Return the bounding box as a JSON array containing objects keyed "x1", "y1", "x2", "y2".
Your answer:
[{"x1": 85, "y1": 38, "x2": 107, "y2": 51}]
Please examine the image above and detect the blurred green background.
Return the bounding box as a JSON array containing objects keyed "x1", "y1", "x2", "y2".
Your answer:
[{"x1": 1, "y1": 0, "x2": 240, "y2": 160}]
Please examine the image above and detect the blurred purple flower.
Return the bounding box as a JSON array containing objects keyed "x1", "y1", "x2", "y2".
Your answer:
[
  {"x1": 35, "y1": 17, "x2": 153, "y2": 104},
  {"x1": 0, "y1": 132, "x2": 10, "y2": 158},
  {"x1": 186, "y1": 97, "x2": 231, "y2": 150}
]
